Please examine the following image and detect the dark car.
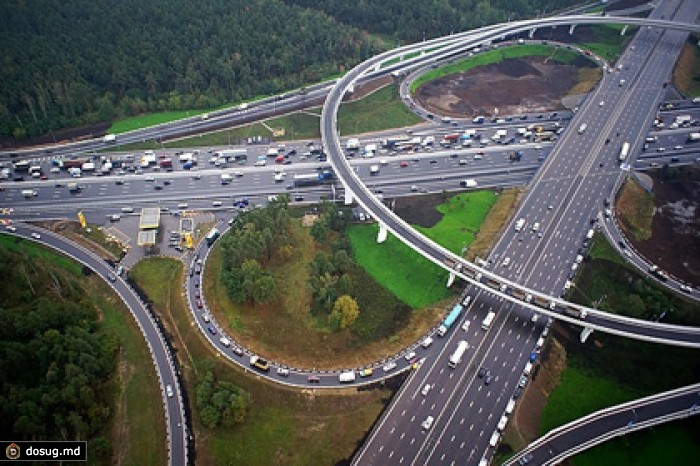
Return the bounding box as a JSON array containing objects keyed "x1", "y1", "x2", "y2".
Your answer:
[
  {"x1": 207, "y1": 326, "x2": 217, "y2": 335},
  {"x1": 518, "y1": 453, "x2": 534, "y2": 465},
  {"x1": 484, "y1": 375, "x2": 493, "y2": 385},
  {"x1": 618, "y1": 240, "x2": 627, "y2": 249},
  {"x1": 478, "y1": 367, "x2": 489, "y2": 378}
]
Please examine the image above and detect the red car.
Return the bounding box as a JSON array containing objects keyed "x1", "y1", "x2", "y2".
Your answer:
[
  {"x1": 400, "y1": 161, "x2": 409, "y2": 167},
  {"x1": 196, "y1": 298, "x2": 203, "y2": 309}
]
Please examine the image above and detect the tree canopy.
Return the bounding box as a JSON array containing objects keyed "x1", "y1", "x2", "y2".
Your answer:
[{"x1": 0, "y1": 241, "x2": 117, "y2": 442}]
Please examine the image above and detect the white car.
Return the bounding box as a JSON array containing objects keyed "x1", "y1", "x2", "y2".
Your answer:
[
  {"x1": 30, "y1": 232, "x2": 41, "y2": 239},
  {"x1": 502, "y1": 257, "x2": 511, "y2": 267},
  {"x1": 461, "y1": 320, "x2": 471, "y2": 331},
  {"x1": 276, "y1": 367, "x2": 290, "y2": 377},
  {"x1": 5, "y1": 226, "x2": 17, "y2": 232},
  {"x1": 421, "y1": 384, "x2": 432, "y2": 396},
  {"x1": 421, "y1": 415, "x2": 435, "y2": 430},
  {"x1": 404, "y1": 351, "x2": 416, "y2": 361},
  {"x1": 382, "y1": 361, "x2": 397, "y2": 372}
]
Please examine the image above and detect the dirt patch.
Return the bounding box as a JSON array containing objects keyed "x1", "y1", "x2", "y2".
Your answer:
[
  {"x1": 621, "y1": 166, "x2": 700, "y2": 285},
  {"x1": 508, "y1": 334, "x2": 567, "y2": 447},
  {"x1": 415, "y1": 57, "x2": 595, "y2": 118},
  {"x1": 393, "y1": 192, "x2": 449, "y2": 227},
  {"x1": 466, "y1": 188, "x2": 523, "y2": 261},
  {"x1": 36, "y1": 220, "x2": 119, "y2": 262},
  {"x1": 616, "y1": 177, "x2": 654, "y2": 241},
  {"x1": 345, "y1": 75, "x2": 393, "y2": 101}
]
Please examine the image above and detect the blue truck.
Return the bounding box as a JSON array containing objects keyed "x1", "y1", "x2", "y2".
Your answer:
[
  {"x1": 293, "y1": 169, "x2": 334, "y2": 187},
  {"x1": 438, "y1": 304, "x2": 463, "y2": 336}
]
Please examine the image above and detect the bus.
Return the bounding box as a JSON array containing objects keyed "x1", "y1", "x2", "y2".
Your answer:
[
  {"x1": 448, "y1": 340, "x2": 469, "y2": 368},
  {"x1": 205, "y1": 228, "x2": 220, "y2": 246},
  {"x1": 619, "y1": 142, "x2": 630, "y2": 162},
  {"x1": 481, "y1": 311, "x2": 496, "y2": 330}
]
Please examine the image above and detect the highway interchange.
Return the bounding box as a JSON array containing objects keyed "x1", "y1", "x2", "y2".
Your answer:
[{"x1": 2, "y1": 3, "x2": 700, "y2": 466}]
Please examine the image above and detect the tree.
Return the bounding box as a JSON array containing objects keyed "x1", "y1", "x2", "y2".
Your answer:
[
  {"x1": 253, "y1": 275, "x2": 276, "y2": 303},
  {"x1": 310, "y1": 215, "x2": 329, "y2": 243},
  {"x1": 329, "y1": 295, "x2": 360, "y2": 330}
]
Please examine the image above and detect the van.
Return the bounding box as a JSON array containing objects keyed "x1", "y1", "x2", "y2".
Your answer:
[
  {"x1": 523, "y1": 362, "x2": 533, "y2": 376},
  {"x1": 219, "y1": 337, "x2": 231, "y2": 347},
  {"x1": 497, "y1": 415, "x2": 508, "y2": 431},
  {"x1": 505, "y1": 399, "x2": 516, "y2": 415},
  {"x1": 585, "y1": 229, "x2": 595, "y2": 239},
  {"x1": 421, "y1": 336, "x2": 434, "y2": 348}
]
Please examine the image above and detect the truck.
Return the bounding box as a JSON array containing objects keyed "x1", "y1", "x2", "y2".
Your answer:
[
  {"x1": 220, "y1": 173, "x2": 232, "y2": 184},
  {"x1": 179, "y1": 152, "x2": 195, "y2": 163},
  {"x1": 81, "y1": 162, "x2": 95, "y2": 172},
  {"x1": 369, "y1": 165, "x2": 380, "y2": 175},
  {"x1": 509, "y1": 151, "x2": 523, "y2": 161},
  {"x1": 422, "y1": 136, "x2": 435, "y2": 146},
  {"x1": 159, "y1": 157, "x2": 172, "y2": 168},
  {"x1": 495, "y1": 129, "x2": 508, "y2": 138},
  {"x1": 437, "y1": 304, "x2": 463, "y2": 336},
  {"x1": 22, "y1": 189, "x2": 38, "y2": 198},
  {"x1": 13, "y1": 160, "x2": 30, "y2": 172},
  {"x1": 339, "y1": 371, "x2": 356, "y2": 383},
  {"x1": 441, "y1": 133, "x2": 460, "y2": 145},
  {"x1": 537, "y1": 131, "x2": 555, "y2": 141},
  {"x1": 218, "y1": 149, "x2": 248, "y2": 162},
  {"x1": 688, "y1": 132, "x2": 700, "y2": 142},
  {"x1": 514, "y1": 218, "x2": 525, "y2": 232},
  {"x1": 68, "y1": 182, "x2": 82, "y2": 193},
  {"x1": 533, "y1": 295, "x2": 550, "y2": 309},
  {"x1": 618, "y1": 142, "x2": 630, "y2": 162},
  {"x1": 448, "y1": 340, "x2": 469, "y2": 368},
  {"x1": 674, "y1": 114, "x2": 692, "y2": 125},
  {"x1": 460, "y1": 179, "x2": 478, "y2": 188},
  {"x1": 511, "y1": 289, "x2": 532, "y2": 302},
  {"x1": 346, "y1": 138, "x2": 360, "y2": 151},
  {"x1": 363, "y1": 144, "x2": 378, "y2": 157},
  {"x1": 293, "y1": 170, "x2": 334, "y2": 187},
  {"x1": 266, "y1": 147, "x2": 278, "y2": 157},
  {"x1": 380, "y1": 136, "x2": 410, "y2": 148},
  {"x1": 563, "y1": 305, "x2": 587, "y2": 319},
  {"x1": 472, "y1": 115, "x2": 485, "y2": 124},
  {"x1": 103, "y1": 134, "x2": 116, "y2": 143}
]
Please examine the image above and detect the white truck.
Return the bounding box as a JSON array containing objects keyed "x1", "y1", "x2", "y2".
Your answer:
[
  {"x1": 688, "y1": 132, "x2": 700, "y2": 142},
  {"x1": 22, "y1": 189, "x2": 38, "y2": 198},
  {"x1": 515, "y1": 218, "x2": 525, "y2": 232},
  {"x1": 460, "y1": 179, "x2": 478, "y2": 188},
  {"x1": 103, "y1": 134, "x2": 116, "y2": 143},
  {"x1": 81, "y1": 162, "x2": 95, "y2": 172},
  {"x1": 346, "y1": 138, "x2": 360, "y2": 151},
  {"x1": 339, "y1": 371, "x2": 356, "y2": 383}
]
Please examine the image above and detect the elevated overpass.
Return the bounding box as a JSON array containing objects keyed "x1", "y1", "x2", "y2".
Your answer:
[{"x1": 321, "y1": 14, "x2": 700, "y2": 348}]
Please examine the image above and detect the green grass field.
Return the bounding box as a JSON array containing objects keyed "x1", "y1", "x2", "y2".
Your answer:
[
  {"x1": 575, "y1": 24, "x2": 633, "y2": 61},
  {"x1": 410, "y1": 44, "x2": 582, "y2": 93},
  {"x1": 108, "y1": 110, "x2": 212, "y2": 134},
  {"x1": 130, "y1": 257, "x2": 390, "y2": 466},
  {"x1": 540, "y1": 363, "x2": 639, "y2": 434},
  {"x1": 415, "y1": 191, "x2": 498, "y2": 254},
  {"x1": 338, "y1": 83, "x2": 422, "y2": 136},
  {"x1": 0, "y1": 235, "x2": 83, "y2": 276},
  {"x1": 347, "y1": 223, "x2": 453, "y2": 309}
]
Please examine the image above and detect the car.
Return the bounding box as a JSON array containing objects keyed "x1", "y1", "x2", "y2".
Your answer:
[
  {"x1": 5, "y1": 226, "x2": 17, "y2": 232},
  {"x1": 276, "y1": 367, "x2": 290, "y2": 377},
  {"x1": 307, "y1": 375, "x2": 320, "y2": 383},
  {"x1": 166, "y1": 384, "x2": 174, "y2": 398},
  {"x1": 518, "y1": 375, "x2": 528, "y2": 388},
  {"x1": 175, "y1": 245, "x2": 184, "y2": 252},
  {"x1": 531, "y1": 313, "x2": 539, "y2": 323},
  {"x1": 163, "y1": 179, "x2": 172, "y2": 185},
  {"x1": 145, "y1": 176, "x2": 155, "y2": 182},
  {"x1": 421, "y1": 415, "x2": 435, "y2": 430},
  {"x1": 518, "y1": 453, "x2": 534, "y2": 465},
  {"x1": 231, "y1": 346, "x2": 244, "y2": 357},
  {"x1": 196, "y1": 299, "x2": 203, "y2": 309},
  {"x1": 679, "y1": 284, "x2": 693, "y2": 294},
  {"x1": 478, "y1": 367, "x2": 489, "y2": 378},
  {"x1": 484, "y1": 375, "x2": 493, "y2": 385},
  {"x1": 404, "y1": 351, "x2": 416, "y2": 361},
  {"x1": 429, "y1": 159, "x2": 438, "y2": 164},
  {"x1": 461, "y1": 320, "x2": 471, "y2": 331},
  {"x1": 359, "y1": 368, "x2": 373, "y2": 377},
  {"x1": 30, "y1": 232, "x2": 41, "y2": 240},
  {"x1": 674, "y1": 145, "x2": 684, "y2": 150},
  {"x1": 421, "y1": 384, "x2": 432, "y2": 396},
  {"x1": 513, "y1": 387, "x2": 523, "y2": 399},
  {"x1": 382, "y1": 361, "x2": 397, "y2": 372},
  {"x1": 400, "y1": 161, "x2": 409, "y2": 167},
  {"x1": 459, "y1": 159, "x2": 468, "y2": 165},
  {"x1": 154, "y1": 184, "x2": 163, "y2": 190},
  {"x1": 502, "y1": 257, "x2": 511, "y2": 267},
  {"x1": 207, "y1": 326, "x2": 217, "y2": 335},
  {"x1": 618, "y1": 240, "x2": 627, "y2": 249},
  {"x1": 294, "y1": 194, "x2": 304, "y2": 202},
  {"x1": 410, "y1": 185, "x2": 419, "y2": 192},
  {"x1": 599, "y1": 100, "x2": 605, "y2": 106}
]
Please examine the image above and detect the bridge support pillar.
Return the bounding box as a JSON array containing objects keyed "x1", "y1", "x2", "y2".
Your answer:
[
  {"x1": 620, "y1": 25, "x2": 628, "y2": 36},
  {"x1": 377, "y1": 224, "x2": 388, "y2": 244},
  {"x1": 347, "y1": 82, "x2": 355, "y2": 94},
  {"x1": 580, "y1": 327, "x2": 593, "y2": 343},
  {"x1": 569, "y1": 24, "x2": 576, "y2": 35},
  {"x1": 528, "y1": 28, "x2": 537, "y2": 39},
  {"x1": 446, "y1": 272, "x2": 456, "y2": 288}
]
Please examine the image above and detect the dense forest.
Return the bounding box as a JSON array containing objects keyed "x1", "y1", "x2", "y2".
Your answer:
[
  {"x1": 0, "y1": 240, "x2": 116, "y2": 453},
  {"x1": 285, "y1": 0, "x2": 581, "y2": 43},
  {"x1": 1, "y1": 0, "x2": 579, "y2": 142},
  {"x1": 0, "y1": 0, "x2": 379, "y2": 141}
]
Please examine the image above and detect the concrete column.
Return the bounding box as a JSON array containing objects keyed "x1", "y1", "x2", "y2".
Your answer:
[
  {"x1": 620, "y1": 25, "x2": 628, "y2": 36},
  {"x1": 580, "y1": 327, "x2": 593, "y2": 343},
  {"x1": 447, "y1": 272, "x2": 456, "y2": 288},
  {"x1": 569, "y1": 24, "x2": 576, "y2": 35},
  {"x1": 347, "y1": 82, "x2": 355, "y2": 94},
  {"x1": 528, "y1": 28, "x2": 537, "y2": 39},
  {"x1": 377, "y1": 223, "x2": 388, "y2": 243}
]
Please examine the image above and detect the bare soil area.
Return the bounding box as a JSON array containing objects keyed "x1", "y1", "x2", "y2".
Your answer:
[
  {"x1": 415, "y1": 56, "x2": 596, "y2": 118},
  {"x1": 393, "y1": 192, "x2": 447, "y2": 227},
  {"x1": 623, "y1": 167, "x2": 700, "y2": 285}
]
